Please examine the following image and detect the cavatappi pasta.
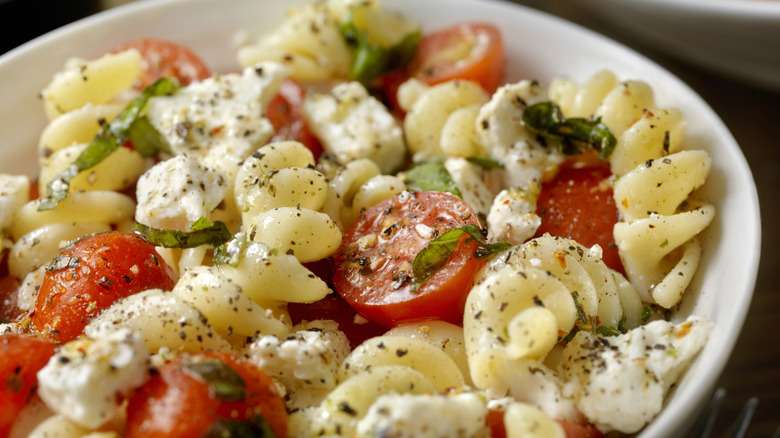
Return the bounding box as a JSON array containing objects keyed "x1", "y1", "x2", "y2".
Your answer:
[{"x1": 0, "y1": 0, "x2": 716, "y2": 437}]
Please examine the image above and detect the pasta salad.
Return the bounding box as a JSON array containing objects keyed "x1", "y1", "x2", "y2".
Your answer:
[{"x1": 0, "y1": 0, "x2": 716, "y2": 437}]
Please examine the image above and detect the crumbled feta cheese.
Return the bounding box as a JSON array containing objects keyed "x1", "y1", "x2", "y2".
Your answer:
[
  {"x1": 476, "y1": 81, "x2": 563, "y2": 189},
  {"x1": 303, "y1": 81, "x2": 406, "y2": 174},
  {"x1": 145, "y1": 61, "x2": 287, "y2": 162},
  {"x1": 248, "y1": 319, "x2": 351, "y2": 406},
  {"x1": 486, "y1": 186, "x2": 541, "y2": 245},
  {"x1": 444, "y1": 157, "x2": 501, "y2": 218},
  {"x1": 559, "y1": 315, "x2": 713, "y2": 433},
  {"x1": 36, "y1": 328, "x2": 150, "y2": 429},
  {"x1": 355, "y1": 392, "x2": 489, "y2": 438},
  {"x1": 135, "y1": 154, "x2": 228, "y2": 230},
  {"x1": 0, "y1": 174, "x2": 29, "y2": 239}
]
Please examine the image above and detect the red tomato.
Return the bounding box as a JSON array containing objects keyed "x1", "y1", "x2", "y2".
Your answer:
[
  {"x1": 266, "y1": 78, "x2": 323, "y2": 160},
  {"x1": 0, "y1": 275, "x2": 23, "y2": 323},
  {"x1": 0, "y1": 334, "x2": 57, "y2": 436},
  {"x1": 126, "y1": 350, "x2": 287, "y2": 438},
  {"x1": 288, "y1": 292, "x2": 387, "y2": 349},
  {"x1": 112, "y1": 38, "x2": 211, "y2": 90},
  {"x1": 534, "y1": 163, "x2": 623, "y2": 273},
  {"x1": 333, "y1": 191, "x2": 485, "y2": 328},
  {"x1": 410, "y1": 23, "x2": 505, "y2": 94},
  {"x1": 30, "y1": 231, "x2": 177, "y2": 343}
]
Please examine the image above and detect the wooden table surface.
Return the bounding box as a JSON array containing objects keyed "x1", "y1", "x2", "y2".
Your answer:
[
  {"x1": 508, "y1": 1, "x2": 780, "y2": 436},
  {"x1": 4, "y1": 0, "x2": 778, "y2": 435}
]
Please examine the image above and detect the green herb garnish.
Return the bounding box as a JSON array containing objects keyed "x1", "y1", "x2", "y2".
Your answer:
[
  {"x1": 185, "y1": 357, "x2": 246, "y2": 402},
  {"x1": 522, "y1": 101, "x2": 616, "y2": 160},
  {"x1": 403, "y1": 160, "x2": 462, "y2": 198},
  {"x1": 410, "y1": 223, "x2": 510, "y2": 292},
  {"x1": 340, "y1": 20, "x2": 420, "y2": 84},
  {"x1": 38, "y1": 77, "x2": 180, "y2": 211},
  {"x1": 134, "y1": 217, "x2": 233, "y2": 249},
  {"x1": 204, "y1": 416, "x2": 277, "y2": 438}
]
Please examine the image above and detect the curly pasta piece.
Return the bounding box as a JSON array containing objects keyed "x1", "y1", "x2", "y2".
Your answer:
[
  {"x1": 172, "y1": 265, "x2": 291, "y2": 342},
  {"x1": 38, "y1": 102, "x2": 124, "y2": 160},
  {"x1": 339, "y1": 335, "x2": 466, "y2": 393},
  {"x1": 220, "y1": 239, "x2": 331, "y2": 303},
  {"x1": 549, "y1": 69, "x2": 619, "y2": 119},
  {"x1": 237, "y1": 0, "x2": 352, "y2": 81},
  {"x1": 84, "y1": 289, "x2": 233, "y2": 354},
  {"x1": 402, "y1": 79, "x2": 489, "y2": 160},
  {"x1": 245, "y1": 206, "x2": 342, "y2": 263},
  {"x1": 464, "y1": 262, "x2": 577, "y2": 389},
  {"x1": 613, "y1": 150, "x2": 715, "y2": 306},
  {"x1": 39, "y1": 144, "x2": 145, "y2": 194},
  {"x1": 11, "y1": 191, "x2": 135, "y2": 241},
  {"x1": 384, "y1": 320, "x2": 471, "y2": 386},
  {"x1": 321, "y1": 158, "x2": 382, "y2": 230},
  {"x1": 504, "y1": 402, "x2": 565, "y2": 438},
  {"x1": 288, "y1": 365, "x2": 437, "y2": 438},
  {"x1": 41, "y1": 49, "x2": 141, "y2": 120}
]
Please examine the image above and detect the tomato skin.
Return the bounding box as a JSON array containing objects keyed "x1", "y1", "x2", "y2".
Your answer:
[
  {"x1": 266, "y1": 78, "x2": 323, "y2": 160},
  {"x1": 112, "y1": 37, "x2": 211, "y2": 89},
  {"x1": 30, "y1": 231, "x2": 177, "y2": 343},
  {"x1": 126, "y1": 351, "x2": 287, "y2": 438},
  {"x1": 0, "y1": 334, "x2": 57, "y2": 436},
  {"x1": 0, "y1": 275, "x2": 23, "y2": 322},
  {"x1": 410, "y1": 23, "x2": 505, "y2": 94},
  {"x1": 333, "y1": 191, "x2": 485, "y2": 328},
  {"x1": 534, "y1": 163, "x2": 623, "y2": 273}
]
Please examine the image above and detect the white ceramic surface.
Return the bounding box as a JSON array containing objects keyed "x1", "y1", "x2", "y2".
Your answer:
[
  {"x1": 0, "y1": 0, "x2": 761, "y2": 436},
  {"x1": 578, "y1": 0, "x2": 780, "y2": 92}
]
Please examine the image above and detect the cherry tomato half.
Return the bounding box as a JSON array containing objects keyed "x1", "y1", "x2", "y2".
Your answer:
[
  {"x1": 410, "y1": 22, "x2": 505, "y2": 94},
  {"x1": 534, "y1": 163, "x2": 623, "y2": 273},
  {"x1": 266, "y1": 78, "x2": 323, "y2": 160},
  {"x1": 486, "y1": 409, "x2": 604, "y2": 438},
  {"x1": 0, "y1": 275, "x2": 23, "y2": 323},
  {"x1": 333, "y1": 191, "x2": 485, "y2": 328},
  {"x1": 0, "y1": 334, "x2": 57, "y2": 436},
  {"x1": 125, "y1": 350, "x2": 287, "y2": 438},
  {"x1": 30, "y1": 231, "x2": 177, "y2": 343},
  {"x1": 112, "y1": 37, "x2": 211, "y2": 90}
]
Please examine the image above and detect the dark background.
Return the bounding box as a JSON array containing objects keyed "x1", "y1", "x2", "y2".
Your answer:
[{"x1": 4, "y1": 0, "x2": 777, "y2": 436}]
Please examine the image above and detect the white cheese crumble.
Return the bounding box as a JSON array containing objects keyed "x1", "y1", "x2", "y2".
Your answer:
[
  {"x1": 36, "y1": 328, "x2": 150, "y2": 429},
  {"x1": 248, "y1": 319, "x2": 351, "y2": 407},
  {"x1": 355, "y1": 392, "x2": 490, "y2": 438},
  {"x1": 486, "y1": 186, "x2": 541, "y2": 245},
  {"x1": 135, "y1": 154, "x2": 228, "y2": 230},
  {"x1": 303, "y1": 81, "x2": 406, "y2": 174},
  {"x1": 476, "y1": 80, "x2": 563, "y2": 190},
  {"x1": 559, "y1": 315, "x2": 713, "y2": 433},
  {"x1": 0, "y1": 174, "x2": 29, "y2": 240},
  {"x1": 444, "y1": 157, "x2": 501, "y2": 219}
]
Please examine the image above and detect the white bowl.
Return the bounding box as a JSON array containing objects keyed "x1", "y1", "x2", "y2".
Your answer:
[
  {"x1": 577, "y1": 0, "x2": 780, "y2": 91},
  {"x1": 0, "y1": 0, "x2": 761, "y2": 436}
]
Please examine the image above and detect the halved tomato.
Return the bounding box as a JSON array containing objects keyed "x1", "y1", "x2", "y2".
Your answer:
[
  {"x1": 333, "y1": 191, "x2": 485, "y2": 328},
  {"x1": 534, "y1": 163, "x2": 623, "y2": 273},
  {"x1": 29, "y1": 231, "x2": 177, "y2": 343},
  {"x1": 125, "y1": 350, "x2": 287, "y2": 438},
  {"x1": 112, "y1": 37, "x2": 211, "y2": 90}
]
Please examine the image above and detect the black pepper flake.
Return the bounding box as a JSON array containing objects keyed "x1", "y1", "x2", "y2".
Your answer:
[
  {"x1": 395, "y1": 348, "x2": 408, "y2": 357},
  {"x1": 339, "y1": 401, "x2": 358, "y2": 416}
]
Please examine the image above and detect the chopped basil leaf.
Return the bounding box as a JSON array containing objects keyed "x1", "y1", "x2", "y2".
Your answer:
[
  {"x1": 340, "y1": 20, "x2": 420, "y2": 84},
  {"x1": 128, "y1": 115, "x2": 172, "y2": 157},
  {"x1": 594, "y1": 325, "x2": 622, "y2": 337},
  {"x1": 403, "y1": 160, "x2": 462, "y2": 198},
  {"x1": 410, "y1": 223, "x2": 510, "y2": 292},
  {"x1": 38, "y1": 78, "x2": 180, "y2": 211},
  {"x1": 466, "y1": 156, "x2": 504, "y2": 169},
  {"x1": 522, "y1": 101, "x2": 616, "y2": 160},
  {"x1": 204, "y1": 416, "x2": 277, "y2": 438},
  {"x1": 571, "y1": 291, "x2": 588, "y2": 325},
  {"x1": 641, "y1": 305, "x2": 654, "y2": 325},
  {"x1": 47, "y1": 255, "x2": 80, "y2": 272},
  {"x1": 184, "y1": 358, "x2": 246, "y2": 402},
  {"x1": 134, "y1": 217, "x2": 233, "y2": 249}
]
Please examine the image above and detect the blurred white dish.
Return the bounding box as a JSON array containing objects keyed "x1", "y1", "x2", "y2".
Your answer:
[
  {"x1": 0, "y1": 0, "x2": 761, "y2": 436},
  {"x1": 578, "y1": 0, "x2": 780, "y2": 91}
]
